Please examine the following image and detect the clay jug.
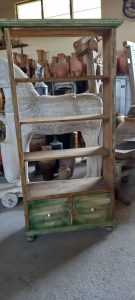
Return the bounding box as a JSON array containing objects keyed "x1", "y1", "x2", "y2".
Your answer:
[
  {"x1": 44, "y1": 60, "x2": 51, "y2": 77},
  {"x1": 19, "y1": 53, "x2": 28, "y2": 68},
  {"x1": 54, "y1": 53, "x2": 69, "y2": 77},
  {"x1": 59, "y1": 158, "x2": 75, "y2": 177},
  {"x1": 117, "y1": 50, "x2": 129, "y2": 75},
  {"x1": 79, "y1": 56, "x2": 87, "y2": 76},
  {"x1": 57, "y1": 53, "x2": 65, "y2": 62},
  {"x1": 50, "y1": 56, "x2": 58, "y2": 77},
  {"x1": 36, "y1": 50, "x2": 46, "y2": 66},
  {"x1": 54, "y1": 61, "x2": 69, "y2": 77},
  {"x1": 58, "y1": 165, "x2": 71, "y2": 180},
  {"x1": 70, "y1": 53, "x2": 82, "y2": 77}
]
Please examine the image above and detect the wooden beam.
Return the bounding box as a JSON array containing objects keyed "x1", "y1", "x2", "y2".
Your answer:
[
  {"x1": 20, "y1": 114, "x2": 110, "y2": 125},
  {"x1": 24, "y1": 146, "x2": 109, "y2": 162},
  {"x1": 27, "y1": 177, "x2": 111, "y2": 201}
]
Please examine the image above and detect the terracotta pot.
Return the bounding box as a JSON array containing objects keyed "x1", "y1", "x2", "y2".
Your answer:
[
  {"x1": 54, "y1": 61, "x2": 69, "y2": 78},
  {"x1": 44, "y1": 61, "x2": 51, "y2": 77},
  {"x1": 79, "y1": 57, "x2": 87, "y2": 75},
  {"x1": 36, "y1": 50, "x2": 46, "y2": 65},
  {"x1": 19, "y1": 54, "x2": 28, "y2": 68},
  {"x1": 57, "y1": 53, "x2": 65, "y2": 62},
  {"x1": 50, "y1": 56, "x2": 58, "y2": 77},
  {"x1": 70, "y1": 53, "x2": 82, "y2": 77},
  {"x1": 117, "y1": 50, "x2": 129, "y2": 75}
]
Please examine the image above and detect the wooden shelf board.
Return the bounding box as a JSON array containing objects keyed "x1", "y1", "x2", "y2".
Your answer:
[
  {"x1": 20, "y1": 114, "x2": 109, "y2": 125},
  {"x1": 124, "y1": 117, "x2": 135, "y2": 122},
  {"x1": 15, "y1": 75, "x2": 109, "y2": 84},
  {"x1": 0, "y1": 19, "x2": 123, "y2": 29},
  {"x1": 24, "y1": 146, "x2": 109, "y2": 162},
  {"x1": 27, "y1": 177, "x2": 111, "y2": 201},
  {"x1": 10, "y1": 28, "x2": 106, "y2": 38}
]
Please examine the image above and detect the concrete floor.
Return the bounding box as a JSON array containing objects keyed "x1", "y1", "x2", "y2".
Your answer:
[{"x1": 0, "y1": 162, "x2": 135, "y2": 300}]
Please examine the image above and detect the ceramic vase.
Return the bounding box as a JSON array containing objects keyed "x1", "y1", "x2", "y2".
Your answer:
[
  {"x1": 70, "y1": 53, "x2": 83, "y2": 77},
  {"x1": 54, "y1": 61, "x2": 69, "y2": 77},
  {"x1": 54, "y1": 53, "x2": 69, "y2": 78},
  {"x1": 117, "y1": 50, "x2": 129, "y2": 75},
  {"x1": 50, "y1": 56, "x2": 58, "y2": 77},
  {"x1": 58, "y1": 165, "x2": 71, "y2": 180},
  {"x1": 36, "y1": 50, "x2": 46, "y2": 66},
  {"x1": 19, "y1": 53, "x2": 28, "y2": 68}
]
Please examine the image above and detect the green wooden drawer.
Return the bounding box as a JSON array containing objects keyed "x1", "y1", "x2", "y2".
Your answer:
[
  {"x1": 28, "y1": 198, "x2": 70, "y2": 230},
  {"x1": 73, "y1": 193, "x2": 112, "y2": 225}
]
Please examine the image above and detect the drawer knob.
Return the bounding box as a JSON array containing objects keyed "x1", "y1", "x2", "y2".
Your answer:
[
  {"x1": 47, "y1": 213, "x2": 53, "y2": 218},
  {"x1": 90, "y1": 208, "x2": 95, "y2": 212}
]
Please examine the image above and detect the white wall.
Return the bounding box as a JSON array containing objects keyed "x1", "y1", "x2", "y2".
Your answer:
[{"x1": 102, "y1": 0, "x2": 135, "y2": 51}]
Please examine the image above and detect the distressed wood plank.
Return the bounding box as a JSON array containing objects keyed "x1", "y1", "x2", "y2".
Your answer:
[
  {"x1": 15, "y1": 75, "x2": 109, "y2": 84},
  {"x1": 24, "y1": 146, "x2": 109, "y2": 162},
  {"x1": 20, "y1": 114, "x2": 109, "y2": 125},
  {"x1": 27, "y1": 177, "x2": 111, "y2": 201},
  {"x1": 0, "y1": 19, "x2": 123, "y2": 29},
  {"x1": 10, "y1": 28, "x2": 107, "y2": 38}
]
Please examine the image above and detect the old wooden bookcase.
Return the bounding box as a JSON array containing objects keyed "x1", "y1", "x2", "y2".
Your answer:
[{"x1": 0, "y1": 19, "x2": 123, "y2": 240}]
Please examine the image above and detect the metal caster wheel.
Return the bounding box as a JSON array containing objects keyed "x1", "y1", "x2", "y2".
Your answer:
[
  {"x1": 26, "y1": 236, "x2": 36, "y2": 242},
  {"x1": 1, "y1": 193, "x2": 18, "y2": 208},
  {"x1": 106, "y1": 226, "x2": 113, "y2": 232}
]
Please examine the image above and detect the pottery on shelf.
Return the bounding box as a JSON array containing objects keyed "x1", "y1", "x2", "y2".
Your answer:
[
  {"x1": 70, "y1": 52, "x2": 83, "y2": 77},
  {"x1": 79, "y1": 56, "x2": 87, "y2": 76},
  {"x1": 44, "y1": 60, "x2": 51, "y2": 77},
  {"x1": 36, "y1": 50, "x2": 46, "y2": 66},
  {"x1": 58, "y1": 165, "x2": 71, "y2": 180},
  {"x1": 59, "y1": 158, "x2": 75, "y2": 177},
  {"x1": 18, "y1": 53, "x2": 28, "y2": 68},
  {"x1": 117, "y1": 50, "x2": 129, "y2": 75},
  {"x1": 54, "y1": 61, "x2": 69, "y2": 77},
  {"x1": 57, "y1": 53, "x2": 65, "y2": 62},
  {"x1": 53, "y1": 53, "x2": 68, "y2": 77},
  {"x1": 50, "y1": 56, "x2": 58, "y2": 77}
]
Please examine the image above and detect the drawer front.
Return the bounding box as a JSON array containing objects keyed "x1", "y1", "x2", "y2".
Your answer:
[
  {"x1": 73, "y1": 193, "x2": 112, "y2": 225},
  {"x1": 28, "y1": 198, "x2": 70, "y2": 230}
]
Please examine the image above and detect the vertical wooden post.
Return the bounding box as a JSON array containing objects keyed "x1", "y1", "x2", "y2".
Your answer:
[
  {"x1": 102, "y1": 29, "x2": 116, "y2": 215},
  {"x1": 123, "y1": 41, "x2": 135, "y2": 105},
  {"x1": 4, "y1": 28, "x2": 29, "y2": 229},
  {"x1": 86, "y1": 50, "x2": 97, "y2": 93}
]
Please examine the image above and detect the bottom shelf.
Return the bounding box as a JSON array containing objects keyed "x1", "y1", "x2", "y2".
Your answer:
[{"x1": 27, "y1": 177, "x2": 111, "y2": 201}]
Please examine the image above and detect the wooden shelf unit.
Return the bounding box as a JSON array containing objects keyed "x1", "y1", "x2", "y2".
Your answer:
[
  {"x1": 24, "y1": 146, "x2": 109, "y2": 162},
  {"x1": 1, "y1": 19, "x2": 123, "y2": 239}
]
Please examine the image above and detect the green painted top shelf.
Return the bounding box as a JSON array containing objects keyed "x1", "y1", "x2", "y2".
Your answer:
[{"x1": 0, "y1": 19, "x2": 123, "y2": 29}]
